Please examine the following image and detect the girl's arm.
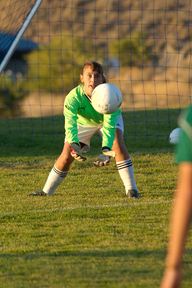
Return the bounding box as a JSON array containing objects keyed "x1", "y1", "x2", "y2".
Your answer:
[{"x1": 161, "y1": 163, "x2": 192, "y2": 288}]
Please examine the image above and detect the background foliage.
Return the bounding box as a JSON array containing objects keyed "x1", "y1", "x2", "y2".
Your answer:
[{"x1": 0, "y1": 75, "x2": 28, "y2": 117}]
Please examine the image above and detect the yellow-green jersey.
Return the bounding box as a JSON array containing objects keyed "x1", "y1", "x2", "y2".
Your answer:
[
  {"x1": 176, "y1": 105, "x2": 192, "y2": 163},
  {"x1": 64, "y1": 84, "x2": 121, "y2": 149}
]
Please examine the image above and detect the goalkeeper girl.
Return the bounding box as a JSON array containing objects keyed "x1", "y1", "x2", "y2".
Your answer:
[
  {"x1": 161, "y1": 105, "x2": 192, "y2": 288},
  {"x1": 31, "y1": 61, "x2": 139, "y2": 198}
]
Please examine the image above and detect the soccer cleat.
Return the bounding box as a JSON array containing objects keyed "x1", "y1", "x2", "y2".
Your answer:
[
  {"x1": 29, "y1": 190, "x2": 47, "y2": 196},
  {"x1": 126, "y1": 189, "x2": 140, "y2": 198}
]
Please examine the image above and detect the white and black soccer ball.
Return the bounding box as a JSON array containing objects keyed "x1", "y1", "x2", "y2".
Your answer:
[
  {"x1": 169, "y1": 128, "x2": 181, "y2": 144},
  {"x1": 91, "y1": 83, "x2": 122, "y2": 114}
]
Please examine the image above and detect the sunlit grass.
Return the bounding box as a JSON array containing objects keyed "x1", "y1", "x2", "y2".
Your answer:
[{"x1": 1, "y1": 110, "x2": 191, "y2": 287}]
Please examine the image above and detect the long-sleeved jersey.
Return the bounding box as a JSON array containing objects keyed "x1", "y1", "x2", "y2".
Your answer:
[
  {"x1": 64, "y1": 84, "x2": 121, "y2": 149},
  {"x1": 177, "y1": 105, "x2": 192, "y2": 163}
]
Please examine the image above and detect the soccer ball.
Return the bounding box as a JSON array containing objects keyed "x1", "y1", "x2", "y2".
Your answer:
[
  {"x1": 169, "y1": 128, "x2": 181, "y2": 144},
  {"x1": 91, "y1": 83, "x2": 122, "y2": 114}
]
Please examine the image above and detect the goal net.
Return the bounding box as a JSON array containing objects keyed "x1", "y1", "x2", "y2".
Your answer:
[
  {"x1": 0, "y1": 0, "x2": 191, "y2": 147},
  {"x1": 0, "y1": 0, "x2": 42, "y2": 73}
]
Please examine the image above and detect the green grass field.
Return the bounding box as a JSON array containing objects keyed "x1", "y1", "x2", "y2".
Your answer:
[{"x1": 0, "y1": 109, "x2": 192, "y2": 288}]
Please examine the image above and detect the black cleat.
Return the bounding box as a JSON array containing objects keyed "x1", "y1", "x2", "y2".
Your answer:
[
  {"x1": 29, "y1": 190, "x2": 47, "y2": 196},
  {"x1": 126, "y1": 189, "x2": 140, "y2": 198}
]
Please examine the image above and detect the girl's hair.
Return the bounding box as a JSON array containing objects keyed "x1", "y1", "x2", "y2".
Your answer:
[{"x1": 81, "y1": 61, "x2": 106, "y2": 83}]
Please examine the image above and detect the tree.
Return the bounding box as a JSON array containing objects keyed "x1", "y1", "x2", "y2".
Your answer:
[
  {"x1": 0, "y1": 74, "x2": 28, "y2": 117},
  {"x1": 26, "y1": 35, "x2": 104, "y2": 93},
  {"x1": 109, "y1": 32, "x2": 152, "y2": 66}
]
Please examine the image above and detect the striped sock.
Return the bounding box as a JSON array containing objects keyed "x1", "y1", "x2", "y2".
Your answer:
[
  {"x1": 116, "y1": 159, "x2": 138, "y2": 194},
  {"x1": 43, "y1": 166, "x2": 68, "y2": 195}
]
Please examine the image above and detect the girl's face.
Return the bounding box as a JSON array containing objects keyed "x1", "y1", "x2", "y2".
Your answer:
[{"x1": 80, "y1": 65, "x2": 104, "y2": 97}]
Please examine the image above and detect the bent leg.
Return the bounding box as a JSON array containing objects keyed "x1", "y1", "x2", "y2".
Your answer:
[
  {"x1": 112, "y1": 128, "x2": 129, "y2": 161},
  {"x1": 112, "y1": 129, "x2": 139, "y2": 198},
  {"x1": 55, "y1": 142, "x2": 74, "y2": 171},
  {"x1": 40, "y1": 142, "x2": 74, "y2": 196}
]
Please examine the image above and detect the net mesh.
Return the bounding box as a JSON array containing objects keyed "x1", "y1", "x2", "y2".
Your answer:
[
  {"x1": 0, "y1": 0, "x2": 37, "y2": 34},
  {"x1": 0, "y1": 0, "x2": 191, "y2": 144},
  {"x1": 0, "y1": 0, "x2": 38, "y2": 59}
]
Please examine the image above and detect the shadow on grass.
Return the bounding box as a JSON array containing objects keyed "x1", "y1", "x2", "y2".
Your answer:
[{"x1": 0, "y1": 248, "x2": 166, "y2": 260}]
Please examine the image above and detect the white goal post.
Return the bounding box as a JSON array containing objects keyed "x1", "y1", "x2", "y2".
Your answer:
[{"x1": 0, "y1": 0, "x2": 42, "y2": 73}]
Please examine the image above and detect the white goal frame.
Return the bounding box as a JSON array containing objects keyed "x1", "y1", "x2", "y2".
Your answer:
[{"x1": 0, "y1": 0, "x2": 42, "y2": 73}]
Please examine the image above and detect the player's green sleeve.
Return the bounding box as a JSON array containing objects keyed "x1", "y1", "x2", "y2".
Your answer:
[
  {"x1": 102, "y1": 111, "x2": 120, "y2": 149},
  {"x1": 176, "y1": 105, "x2": 192, "y2": 163},
  {"x1": 64, "y1": 95, "x2": 79, "y2": 144}
]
